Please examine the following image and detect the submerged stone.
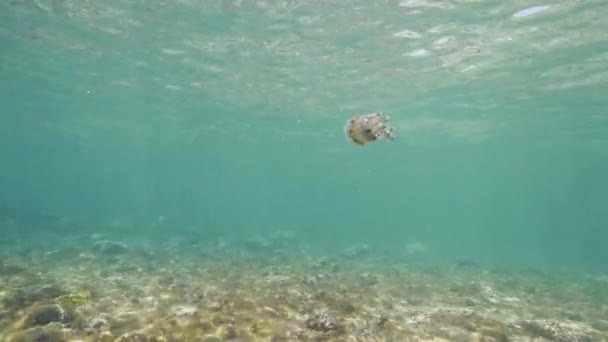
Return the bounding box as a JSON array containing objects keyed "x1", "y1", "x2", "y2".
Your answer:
[
  {"x1": 591, "y1": 319, "x2": 608, "y2": 331},
  {"x1": 250, "y1": 320, "x2": 275, "y2": 337},
  {"x1": 21, "y1": 304, "x2": 70, "y2": 328},
  {"x1": 92, "y1": 240, "x2": 130, "y2": 255},
  {"x1": 0, "y1": 260, "x2": 27, "y2": 275},
  {"x1": 109, "y1": 312, "x2": 142, "y2": 334},
  {"x1": 84, "y1": 316, "x2": 108, "y2": 334},
  {"x1": 7, "y1": 327, "x2": 65, "y2": 342},
  {"x1": 221, "y1": 324, "x2": 239, "y2": 339},
  {"x1": 305, "y1": 311, "x2": 344, "y2": 333},
  {"x1": 115, "y1": 332, "x2": 155, "y2": 342},
  {"x1": 520, "y1": 319, "x2": 597, "y2": 342},
  {"x1": 3, "y1": 285, "x2": 66, "y2": 311},
  {"x1": 341, "y1": 244, "x2": 373, "y2": 258},
  {"x1": 358, "y1": 272, "x2": 379, "y2": 286}
]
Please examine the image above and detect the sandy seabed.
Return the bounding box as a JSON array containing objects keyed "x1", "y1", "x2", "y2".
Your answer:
[{"x1": 1, "y1": 235, "x2": 607, "y2": 342}]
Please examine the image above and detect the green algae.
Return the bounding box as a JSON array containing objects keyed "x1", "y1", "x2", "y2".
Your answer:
[{"x1": 53, "y1": 291, "x2": 90, "y2": 306}]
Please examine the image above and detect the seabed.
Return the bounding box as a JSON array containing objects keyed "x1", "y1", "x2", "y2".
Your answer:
[{"x1": 1, "y1": 223, "x2": 607, "y2": 342}]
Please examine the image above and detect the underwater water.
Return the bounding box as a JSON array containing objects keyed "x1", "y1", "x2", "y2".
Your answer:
[{"x1": 1, "y1": 0, "x2": 608, "y2": 341}]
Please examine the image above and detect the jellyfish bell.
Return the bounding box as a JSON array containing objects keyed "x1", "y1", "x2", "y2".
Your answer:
[{"x1": 344, "y1": 112, "x2": 395, "y2": 146}]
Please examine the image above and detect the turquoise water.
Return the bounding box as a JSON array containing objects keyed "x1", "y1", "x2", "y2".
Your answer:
[
  {"x1": 2, "y1": 3, "x2": 608, "y2": 340},
  {"x1": 2, "y1": 1, "x2": 608, "y2": 265},
  {"x1": 3, "y1": 0, "x2": 607, "y2": 269}
]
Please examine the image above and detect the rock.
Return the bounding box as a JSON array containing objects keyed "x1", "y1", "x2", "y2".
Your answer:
[
  {"x1": 520, "y1": 319, "x2": 598, "y2": 342},
  {"x1": 93, "y1": 240, "x2": 129, "y2": 255},
  {"x1": 116, "y1": 332, "x2": 154, "y2": 342},
  {"x1": 98, "y1": 332, "x2": 115, "y2": 342},
  {"x1": 447, "y1": 331, "x2": 474, "y2": 342},
  {"x1": 7, "y1": 327, "x2": 65, "y2": 342},
  {"x1": 268, "y1": 230, "x2": 295, "y2": 244},
  {"x1": 197, "y1": 320, "x2": 214, "y2": 332},
  {"x1": 304, "y1": 311, "x2": 344, "y2": 333},
  {"x1": 405, "y1": 241, "x2": 429, "y2": 255},
  {"x1": 22, "y1": 304, "x2": 70, "y2": 328},
  {"x1": 480, "y1": 326, "x2": 510, "y2": 342},
  {"x1": 358, "y1": 272, "x2": 379, "y2": 286},
  {"x1": 201, "y1": 336, "x2": 221, "y2": 342},
  {"x1": 342, "y1": 245, "x2": 372, "y2": 258},
  {"x1": 334, "y1": 300, "x2": 356, "y2": 315},
  {"x1": 0, "y1": 260, "x2": 26, "y2": 274},
  {"x1": 591, "y1": 319, "x2": 608, "y2": 331},
  {"x1": 377, "y1": 316, "x2": 389, "y2": 329},
  {"x1": 242, "y1": 236, "x2": 272, "y2": 252},
  {"x1": 242, "y1": 230, "x2": 296, "y2": 252},
  {"x1": 313, "y1": 257, "x2": 340, "y2": 273},
  {"x1": 350, "y1": 319, "x2": 378, "y2": 338},
  {"x1": 222, "y1": 324, "x2": 238, "y2": 339},
  {"x1": 260, "y1": 306, "x2": 280, "y2": 318},
  {"x1": 170, "y1": 305, "x2": 198, "y2": 327},
  {"x1": 208, "y1": 302, "x2": 223, "y2": 311},
  {"x1": 455, "y1": 258, "x2": 481, "y2": 268},
  {"x1": 109, "y1": 312, "x2": 142, "y2": 334},
  {"x1": 405, "y1": 311, "x2": 431, "y2": 327},
  {"x1": 3, "y1": 285, "x2": 65, "y2": 310},
  {"x1": 560, "y1": 310, "x2": 584, "y2": 321},
  {"x1": 84, "y1": 316, "x2": 108, "y2": 334},
  {"x1": 250, "y1": 320, "x2": 274, "y2": 336},
  {"x1": 173, "y1": 305, "x2": 197, "y2": 317},
  {"x1": 303, "y1": 272, "x2": 332, "y2": 287},
  {"x1": 303, "y1": 274, "x2": 320, "y2": 286}
]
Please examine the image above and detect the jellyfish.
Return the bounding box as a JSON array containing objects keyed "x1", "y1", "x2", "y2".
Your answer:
[{"x1": 344, "y1": 112, "x2": 395, "y2": 146}]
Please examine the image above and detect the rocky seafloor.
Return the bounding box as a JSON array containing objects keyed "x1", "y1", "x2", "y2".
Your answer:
[{"x1": 1, "y1": 231, "x2": 608, "y2": 342}]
